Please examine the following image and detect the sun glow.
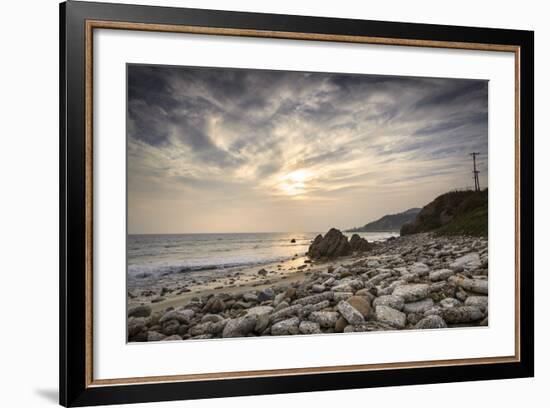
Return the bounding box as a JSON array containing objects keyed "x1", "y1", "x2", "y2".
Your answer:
[{"x1": 278, "y1": 169, "x2": 313, "y2": 196}]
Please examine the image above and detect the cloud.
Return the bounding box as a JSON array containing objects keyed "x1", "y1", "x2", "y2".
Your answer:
[{"x1": 127, "y1": 64, "x2": 488, "y2": 233}]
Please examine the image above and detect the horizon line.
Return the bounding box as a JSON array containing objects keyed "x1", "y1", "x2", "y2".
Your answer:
[{"x1": 127, "y1": 230, "x2": 402, "y2": 236}]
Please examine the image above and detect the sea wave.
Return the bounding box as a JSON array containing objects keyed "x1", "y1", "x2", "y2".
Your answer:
[{"x1": 127, "y1": 253, "x2": 299, "y2": 280}]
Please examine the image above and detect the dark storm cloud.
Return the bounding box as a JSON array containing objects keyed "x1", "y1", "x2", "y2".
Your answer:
[
  {"x1": 414, "y1": 80, "x2": 487, "y2": 109},
  {"x1": 127, "y1": 64, "x2": 488, "y2": 233}
]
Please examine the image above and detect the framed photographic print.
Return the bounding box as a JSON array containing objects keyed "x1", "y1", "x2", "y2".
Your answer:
[{"x1": 59, "y1": 1, "x2": 534, "y2": 406}]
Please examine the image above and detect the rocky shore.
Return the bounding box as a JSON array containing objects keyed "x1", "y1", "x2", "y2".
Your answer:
[{"x1": 127, "y1": 232, "x2": 488, "y2": 342}]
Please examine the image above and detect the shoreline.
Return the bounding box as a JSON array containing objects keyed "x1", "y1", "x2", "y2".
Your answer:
[
  {"x1": 129, "y1": 254, "x2": 365, "y2": 313},
  {"x1": 127, "y1": 233, "x2": 489, "y2": 342}
]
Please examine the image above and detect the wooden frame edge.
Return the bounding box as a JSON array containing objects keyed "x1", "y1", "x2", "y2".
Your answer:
[
  {"x1": 87, "y1": 19, "x2": 520, "y2": 52},
  {"x1": 88, "y1": 355, "x2": 519, "y2": 387},
  {"x1": 85, "y1": 19, "x2": 94, "y2": 389},
  {"x1": 83, "y1": 19, "x2": 523, "y2": 389}
]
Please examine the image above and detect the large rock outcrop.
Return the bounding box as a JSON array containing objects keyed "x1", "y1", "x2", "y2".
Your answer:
[
  {"x1": 307, "y1": 228, "x2": 351, "y2": 259},
  {"x1": 349, "y1": 234, "x2": 371, "y2": 252}
]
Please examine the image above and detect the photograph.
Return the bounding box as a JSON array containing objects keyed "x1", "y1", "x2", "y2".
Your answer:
[{"x1": 126, "y1": 64, "x2": 489, "y2": 342}]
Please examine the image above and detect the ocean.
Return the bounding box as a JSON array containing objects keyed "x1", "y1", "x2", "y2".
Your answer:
[{"x1": 127, "y1": 231, "x2": 399, "y2": 282}]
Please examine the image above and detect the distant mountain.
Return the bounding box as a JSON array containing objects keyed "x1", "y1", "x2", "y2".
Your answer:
[
  {"x1": 346, "y1": 208, "x2": 421, "y2": 232},
  {"x1": 400, "y1": 189, "x2": 488, "y2": 237}
]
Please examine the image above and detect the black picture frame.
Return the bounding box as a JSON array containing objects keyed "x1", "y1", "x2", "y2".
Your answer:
[{"x1": 60, "y1": 1, "x2": 534, "y2": 406}]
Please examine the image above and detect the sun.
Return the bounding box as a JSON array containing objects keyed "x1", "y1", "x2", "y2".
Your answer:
[{"x1": 278, "y1": 169, "x2": 312, "y2": 196}]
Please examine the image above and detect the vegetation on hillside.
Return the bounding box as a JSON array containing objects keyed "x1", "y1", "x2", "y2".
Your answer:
[{"x1": 400, "y1": 189, "x2": 488, "y2": 237}]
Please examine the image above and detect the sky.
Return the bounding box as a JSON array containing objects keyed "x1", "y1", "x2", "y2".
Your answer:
[{"x1": 127, "y1": 64, "x2": 488, "y2": 234}]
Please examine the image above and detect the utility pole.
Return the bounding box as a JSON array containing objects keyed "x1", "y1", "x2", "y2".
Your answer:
[{"x1": 470, "y1": 152, "x2": 480, "y2": 192}]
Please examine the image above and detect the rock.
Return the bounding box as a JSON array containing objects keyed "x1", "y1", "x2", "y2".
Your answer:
[
  {"x1": 293, "y1": 291, "x2": 334, "y2": 306},
  {"x1": 392, "y1": 284, "x2": 430, "y2": 302},
  {"x1": 208, "y1": 320, "x2": 228, "y2": 335},
  {"x1": 299, "y1": 321, "x2": 322, "y2": 334},
  {"x1": 302, "y1": 300, "x2": 330, "y2": 315},
  {"x1": 333, "y1": 292, "x2": 354, "y2": 302},
  {"x1": 159, "y1": 309, "x2": 194, "y2": 325},
  {"x1": 255, "y1": 314, "x2": 271, "y2": 333},
  {"x1": 334, "y1": 317, "x2": 348, "y2": 332},
  {"x1": 449, "y1": 253, "x2": 481, "y2": 271},
  {"x1": 428, "y1": 279, "x2": 446, "y2": 289},
  {"x1": 270, "y1": 304, "x2": 303, "y2": 322},
  {"x1": 273, "y1": 292, "x2": 286, "y2": 306},
  {"x1": 374, "y1": 305, "x2": 406, "y2": 329},
  {"x1": 403, "y1": 298, "x2": 434, "y2": 314},
  {"x1": 257, "y1": 268, "x2": 268, "y2": 276},
  {"x1": 203, "y1": 297, "x2": 225, "y2": 314},
  {"x1": 440, "y1": 298, "x2": 461, "y2": 308},
  {"x1": 201, "y1": 314, "x2": 224, "y2": 324},
  {"x1": 465, "y1": 296, "x2": 488, "y2": 311},
  {"x1": 338, "y1": 301, "x2": 365, "y2": 325},
  {"x1": 190, "y1": 334, "x2": 214, "y2": 340},
  {"x1": 129, "y1": 331, "x2": 148, "y2": 342},
  {"x1": 128, "y1": 317, "x2": 146, "y2": 337},
  {"x1": 128, "y1": 305, "x2": 152, "y2": 318},
  {"x1": 401, "y1": 273, "x2": 419, "y2": 282},
  {"x1": 311, "y1": 284, "x2": 326, "y2": 293},
  {"x1": 161, "y1": 319, "x2": 180, "y2": 336},
  {"x1": 290, "y1": 238, "x2": 296, "y2": 243},
  {"x1": 258, "y1": 288, "x2": 275, "y2": 302},
  {"x1": 177, "y1": 325, "x2": 189, "y2": 336},
  {"x1": 347, "y1": 279, "x2": 365, "y2": 292},
  {"x1": 331, "y1": 280, "x2": 348, "y2": 292},
  {"x1": 222, "y1": 316, "x2": 257, "y2": 338},
  {"x1": 307, "y1": 228, "x2": 351, "y2": 259},
  {"x1": 188, "y1": 322, "x2": 213, "y2": 336},
  {"x1": 246, "y1": 305, "x2": 274, "y2": 317},
  {"x1": 355, "y1": 289, "x2": 375, "y2": 302},
  {"x1": 449, "y1": 276, "x2": 488, "y2": 295},
  {"x1": 243, "y1": 292, "x2": 259, "y2": 303},
  {"x1": 409, "y1": 262, "x2": 430, "y2": 276},
  {"x1": 271, "y1": 317, "x2": 300, "y2": 335},
  {"x1": 366, "y1": 272, "x2": 392, "y2": 286},
  {"x1": 274, "y1": 301, "x2": 290, "y2": 313},
  {"x1": 347, "y1": 296, "x2": 372, "y2": 318},
  {"x1": 309, "y1": 311, "x2": 339, "y2": 328},
  {"x1": 147, "y1": 312, "x2": 162, "y2": 327},
  {"x1": 407, "y1": 312, "x2": 424, "y2": 325},
  {"x1": 394, "y1": 267, "x2": 409, "y2": 276},
  {"x1": 366, "y1": 260, "x2": 380, "y2": 267},
  {"x1": 429, "y1": 269, "x2": 454, "y2": 281},
  {"x1": 372, "y1": 295, "x2": 405, "y2": 311},
  {"x1": 349, "y1": 234, "x2": 371, "y2": 252},
  {"x1": 334, "y1": 266, "x2": 348, "y2": 276},
  {"x1": 232, "y1": 301, "x2": 252, "y2": 310},
  {"x1": 423, "y1": 307, "x2": 442, "y2": 317},
  {"x1": 415, "y1": 315, "x2": 448, "y2": 329},
  {"x1": 163, "y1": 335, "x2": 183, "y2": 341},
  {"x1": 147, "y1": 331, "x2": 166, "y2": 341},
  {"x1": 323, "y1": 277, "x2": 336, "y2": 286},
  {"x1": 284, "y1": 287, "x2": 297, "y2": 300},
  {"x1": 441, "y1": 306, "x2": 484, "y2": 324},
  {"x1": 344, "y1": 321, "x2": 396, "y2": 332}
]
